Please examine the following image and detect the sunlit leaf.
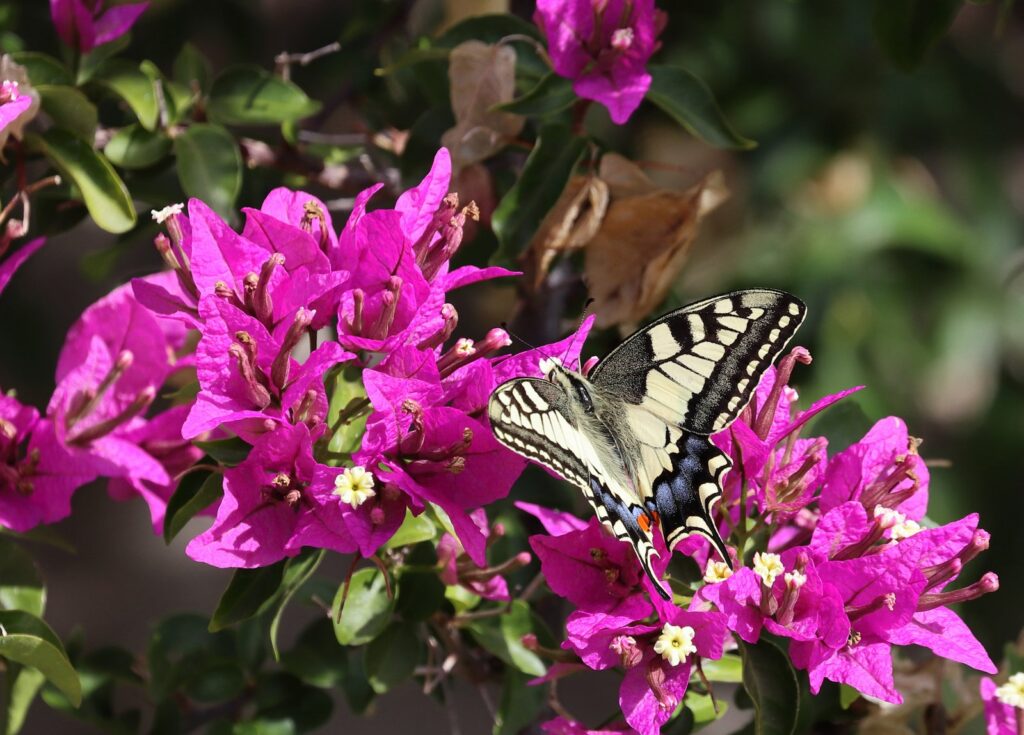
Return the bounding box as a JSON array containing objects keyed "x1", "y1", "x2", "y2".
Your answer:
[
  {"x1": 37, "y1": 85, "x2": 97, "y2": 141},
  {"x1": 332, "y1": 567, "x2": 395, "y2": 646},
  {"x1": 104, "y1": 124, "x2": 172, "y2": 170},
  {"x1": 464, "y1": 600, "x2": 545, "y2": 677},
  {"x1": 88, "y1": 59, "x2": 159, "y2": 130},
  {"x1": 0, "y1": 610, "x2": 81, "y2": 707},
  {"x1": 25, "y1": 129, "x2": 136, "y2": 234},
  {"x1": 207, "y1": 65, "x2": 320, "y2": 126}
]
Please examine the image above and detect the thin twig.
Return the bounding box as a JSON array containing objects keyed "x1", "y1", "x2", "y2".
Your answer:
[{"x1": 275, "y1": 41, "x2": 342, "y2": 81}]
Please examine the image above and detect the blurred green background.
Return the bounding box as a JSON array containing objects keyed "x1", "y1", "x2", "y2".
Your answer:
[{"x1": 0, "y1": 0, "x2": 1021, "y2": 687}]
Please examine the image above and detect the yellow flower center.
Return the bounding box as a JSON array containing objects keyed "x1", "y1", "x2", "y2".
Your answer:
[
  {"x1": 702, "y1": 560, "x2": 733, "y2": 584},
  {"x1": 753, "y1": 551, "x2": 785, "y2": 587}
]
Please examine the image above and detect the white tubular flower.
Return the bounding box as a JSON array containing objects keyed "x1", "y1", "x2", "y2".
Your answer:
[
  {"x1": 753, "y1": 552, "x2": 785, "y2": 588},
  {"x1": 151, "y1": 203, "x2": 185, "y2": 223},
  {"x1": 333, "y1": 466, "x2": 376, "y2": 508},
  {"x1": 995, "y1": 672, "x2": 1024, "y2": 709},
  {"x1": 653, "y1": 623, "x2": 697, "y2": 667},
  {"x1": 703, "y1": 560, "x2": 733, "y2": 584}
]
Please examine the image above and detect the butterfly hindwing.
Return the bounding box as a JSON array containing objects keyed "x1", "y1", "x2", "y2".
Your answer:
[
  {"x1": 590, "y1": 289, "x2": 806, "y2": 435},
  {"x1": 648, "y1": 434, "x2": 732, "y2": 563}
]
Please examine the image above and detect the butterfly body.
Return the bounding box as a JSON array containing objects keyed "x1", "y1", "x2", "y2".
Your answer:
[{"x1": 489, "y1": 289, "x2": 806, "y2": 598}]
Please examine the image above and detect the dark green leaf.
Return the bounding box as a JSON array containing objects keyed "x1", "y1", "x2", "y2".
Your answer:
[
  {"x1": 438, "y1": 14, "x2": 542, "y2": 47},
  {"x1": 0, "y1": 611, "x2": 81, "y2": 707},
  {"x1": 464, "y1": 600, "x2": 545, "y2": 677},
  {"x1": 147, "y1": 614, "x2": 229, "y2": 696},
  {"x1": 37, "y1": 85, "x2": 97, "y2": 141},
  {"x1": 491, "y1": 122, "x2": 586, "y2": 268},
  {"x1": 493, "y1": 72, "x2": 575, "y2": 116},
  {"x1": 338, "y1": 648, "x2": 375, "y2": 715},
  {"x1": 269, "y1": 550, "x2": 325, "y2": 661},
  {"x1": 872, "y1": 0, "x2": 962, "y2": 71},
  {"x1": 280, "y1": 619, "x2": 347, "y2": 689},
  {"x1": 183, "y1": 663, "x2": 246, "y2": 704},
  {"x1": 364, "y1": 623, "x2": 420, "y2": 693},
  {"x1": 494, "y1": 669, "x2": 546, "y2": 735},
  {"x1": 207, "y1": 65, "x2": 321, "y2": 126},
  {"x1": 395, "y1": 570, "x2": 446, "y2": 622},
  {"x1": 647, "y1": 66, "x2": 756, "y2": 150},
  {"x1": 210, "y1": 561, "x2": 287, "y2": 632},
  {"x1": 331, "y1": 567, "x2": 395, "y2": 646},
  {"x1": 739, "y1": 639, "x2": 800, "y2": 735},
  {"x1": 104, "y1": 124, "x2": 172, "y2": 169},
  {"x1": 88, "y1": 59, "x2": 159, "y2": 130},
  {"x1": 193, "y1": 437, "x2": 251, "y2": 466},
  {"x1": 5, "y1": 667, "x2": 45, "y2": 735},
  {"x1": 252, "y1": 672, "x2": 332, "y2": 732},
  {"x1": 9, "y1": 53, "x2": 72, "y2": 85},
  {"x1": 25, "y1": 129, "x2": 136, "y2": 234},
  {"x1": 383, "y1": 509, "x2": 437, "y2": 549},
  {"x1": 163, "y1": 471, "x2": 223, "y2": 544},
  {"x1": 173, "y1": 123, "x2": 243, "y2": 221},
  {"x1": 375, "y1": 47, "x2": 452, "y2": 77},
  {"x1": 808, "y1": 400, "x2": 872, "y2": 453},
  {"x1": 233, "y1": 719, "x2": 296, "y2": 735},
  {"x1": 323, "y1": 366, "x2": 369, "y2": 466},
  {"x1": 173, "y1": 42, "x2": 211, "y2": 94},
  {"x1": 0, "y1": 537, "x2": 45, "y2": 616}
]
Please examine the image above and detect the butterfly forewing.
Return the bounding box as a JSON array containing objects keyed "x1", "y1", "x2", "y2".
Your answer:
[
  {"x1": 488, "y1": 378, "x2": 589, "y2": 489},
  {"x1": 589, "y1": 289, "x2": 806, "y2": 435}
]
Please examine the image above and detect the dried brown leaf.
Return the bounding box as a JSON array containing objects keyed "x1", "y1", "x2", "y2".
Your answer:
[
  {"x1": 583, "y1": 154, "x2": 728, "y2": 330},
  {"x1": 522, "y1": 175, "x2": 609, "y2": 288},
  {"x1": 441, "y1": 41, "x2": 525, "y2": 171}
]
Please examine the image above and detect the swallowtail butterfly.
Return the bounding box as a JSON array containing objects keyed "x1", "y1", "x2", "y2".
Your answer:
[{"x1": 488, "y1": 289, "x2": 806, "y2": 599}]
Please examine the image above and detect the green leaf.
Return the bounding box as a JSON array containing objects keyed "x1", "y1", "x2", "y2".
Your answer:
[
  {"x1": 364, "y1": 623, "x2": 420, "y2": 694},
  {"x1": 104, "y1": 124, "x2": 172, "y2": 170},
  {"x1": 685, "y1": 691, "x2": 728, "y2": 727},
  {"x1": 739, "y1": 639, "x2": 800, "y2": 735},
  {"x1": 36, "y1": 85, "x2": 98, "y2": 141},
  {"x1": 183, "y1": 663, "x2": 246, "y2": 704},
  {"x1": 8, "y1": 53, "x2": 72, "y2": 86},
  {"x1": 395, "y1": 570, "x2": 445, "y2": 622},
  {"x1": 438, "y1": 14, "x2": 542, "y2": 47},
  {"x1": 210, "y1": 561, "x2": 287, "y2": 632},
  {"x1": 192, "y1": 437, "x2": 251, "y2": 466},
  {"x1": 838, "y1": 684, "x2": 860, "y2": 709},
  {"x1": 872, "y1": 0, "x2": 962, "y2": 71},
  {"x1": 252, "y1": 672, "x2": 332, "y2": 732},
  {"x1": 207, "y1": 65, "x2": 321, "y2": 126},
  {"x1": 0, "y1": 611, "x2": 81, "y2": 707},
  {"x1": 5, "y1": 666, "x2": 46, "y2": 735},
  {"x1": 25, "y1": 129, "x2": 136, "y2": 234},
  {"x1": 0, "y1": 538, "x2": 45, "y2": 617},
  {"x1": 493, "y1": 72, "x2": 575, "y2": 117},
  {"x1": 173, "y1": 123, "x2": 243, "y2": 221},
  {"x1": 163, "y1": 471, "x2": 223, "y2": 544},
  {"x1": 491, "y1": 122, "x2": 586, "y2": 268},
  {"x1": 494, "y1": 669, "x2": 546, "y2": 735},
  {"x1": 383, "y1": 509, "x2": 437, "y2": 549},
  {"x1": 464, "y1": 600, "x2": 545, "y2": 677},
  {"x1": 323, "y1": 366, "x2": 369, "y2": 466},
  {"x1": 88, "y1": 59, "x2": 159, "y2": 130},
  {"x1": 173, "y1": 42, "x2": 211, "y2": 94},
  {"x1": 375, "y1": 47, "x2": 452, "y2": 77},
  {"x1": 332, "y1": 567, "x2": 395, "y2": 646},
  {"x1": 808, "y1": 400, "x2": 872, "y2": 454},
  {"x1": 646, "y1": 65, "x2": 756, "y2": 150},
  {"x1": 269, "y1": 550, "x2": 325, "y2": 661},
  {"x1": 280, "y1": 619, "x2": 347, "y2": 689},
  {"x1": 701, "y1": 654, "x2": 743, "y2": 683}
]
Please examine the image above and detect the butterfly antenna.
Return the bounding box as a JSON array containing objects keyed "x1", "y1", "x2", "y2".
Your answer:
[{"x1": 489, "y1": 322, "x2": 542, "y2": 370}]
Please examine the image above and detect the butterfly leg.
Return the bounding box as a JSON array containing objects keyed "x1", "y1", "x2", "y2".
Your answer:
[{"x1": 652, "y1": 434, "x2": 733, "y2": 568}]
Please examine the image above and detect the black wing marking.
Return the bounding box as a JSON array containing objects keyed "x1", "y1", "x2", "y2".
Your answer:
[
  {"x1": 584, "y1": 475, "x2": 669, "y2": 601},
  {"x1": 488, "y1": 378, "x2": 588, "y2": 489},
  {"x1": 648, "y1": 434, "x2": 732, "y2": 564},
  {"x1": 590, "y1": 289, "x2": 806, "y2": 435}
]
